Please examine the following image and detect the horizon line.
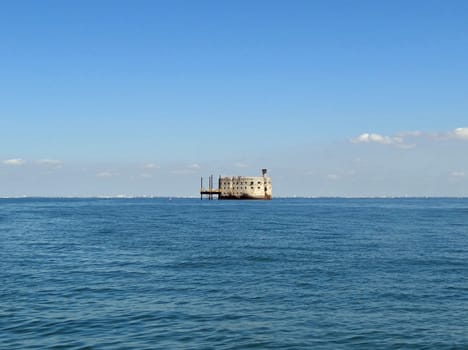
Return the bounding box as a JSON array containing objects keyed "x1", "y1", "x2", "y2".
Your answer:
[{"x1": 1, "y1": 195, "x2": 468, "y2": 200}]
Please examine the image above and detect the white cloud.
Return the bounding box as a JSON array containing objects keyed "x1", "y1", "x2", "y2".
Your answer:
[
  {"x1": 351, "y1": 133, "x2": 403, "y2": 145},
  {"x1": 96, "y1": 171, "x2": 118, "y2": 178},
  {"x1": 3, "y1": 158, "x2": 26, "y2": 166},
  {"x1": 144, "y1": 163, "x2": 160, "y2": 169},
  {"x1": 351, "y1": 127, "x2": 468, "y2": 147},
  {"x1": 451, "y1": 171, "x2": 466, "y2": 178},
  {"x1": 327, "y1": 174, "x2": 340, "y2": 180},
  {"x1": 453, "y1": 128, "x2": 468, "y2": 140},
  {"x1": 189, "y1": 163, "x2": 201, "y2": 169}
]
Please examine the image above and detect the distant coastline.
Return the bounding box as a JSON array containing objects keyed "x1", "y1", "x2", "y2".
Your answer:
[{"x1": 1, "y1": 196, "x2": 468, "y2": 200}]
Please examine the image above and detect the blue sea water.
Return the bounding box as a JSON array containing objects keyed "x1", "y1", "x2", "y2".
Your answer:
[{"x1": 1, "y1": 198, "x2": 468, "y2": 349}]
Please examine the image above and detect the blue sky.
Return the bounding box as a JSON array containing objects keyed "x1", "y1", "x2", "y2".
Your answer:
[{"x1": 1, "y1": 0, "x2": 468, "y2": 196}]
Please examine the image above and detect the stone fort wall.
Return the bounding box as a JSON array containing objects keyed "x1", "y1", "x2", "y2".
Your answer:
[{"x1": 219, "y1": 176, "x2": 272, "y2": 199}]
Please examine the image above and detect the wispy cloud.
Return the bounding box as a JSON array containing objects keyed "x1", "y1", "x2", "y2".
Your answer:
[
  {"x1": 96, "y1": 171, "x2": 119, "y2": 178},
  {"x1": 144, "y1": 163, "x2": 160, "y2": 169},
  {"x1": 351, "y1": 127, "x2": 468, "y2": 147},
  {"x1": 327, "y1": 174, "x2": 340, "y2": 180},
  {"x1": 3, "y1": 158, "x2": 26, "y2": 166},
  {"x1": 37, "y1": 159, "x2": 63, "y2": 167},
  {"x1": 396, "y1": 130, "x2": 423, "y2": 138},
  {"x1": 139, "y1": 173, "x2": 153, "y2": 178},
  {"x1": 170, "y1": 163, "x2": 202, "y2": 175},
  {"x1": 234, "y1": 162, "x2": 249, "y2": 168},
  {"x1": 450, "y1": 171, "x2": 466, "y2": 178},
  {"x1": 449, "y1": 171, "x2": 466, "y2": 183}
]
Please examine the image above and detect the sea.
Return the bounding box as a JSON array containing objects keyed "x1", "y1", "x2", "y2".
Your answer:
[{"x1": 1, "y1": 197, "x2": 468, "y2": 349}]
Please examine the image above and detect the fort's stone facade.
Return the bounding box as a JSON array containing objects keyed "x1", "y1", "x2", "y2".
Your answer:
[{"x1": 219, "y1": 175, "x2": 272, "y2": 200}]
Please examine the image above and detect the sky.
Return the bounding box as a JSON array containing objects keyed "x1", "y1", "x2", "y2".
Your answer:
[{"x1": 1, "y1": 0, "x2": 468, "y2": 197}]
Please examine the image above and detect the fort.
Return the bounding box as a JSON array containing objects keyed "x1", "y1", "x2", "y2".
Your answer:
[{"x1": 200, "y1": 169, "x2": 272, "y2": 200}]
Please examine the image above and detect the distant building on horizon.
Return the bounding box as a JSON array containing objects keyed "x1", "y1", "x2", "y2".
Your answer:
[{"x1": 201, "y1": 169, "x2": 272, "y2": 200}]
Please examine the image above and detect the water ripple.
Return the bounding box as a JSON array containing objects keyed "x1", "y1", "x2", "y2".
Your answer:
[{"x1": 1, "y1": 198, "x2": 468, "y2": 348}]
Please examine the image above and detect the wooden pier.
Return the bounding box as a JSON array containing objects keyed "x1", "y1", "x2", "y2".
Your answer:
[{"x1": 200, "y1": 175, "x2": 220, "y2": 200}]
